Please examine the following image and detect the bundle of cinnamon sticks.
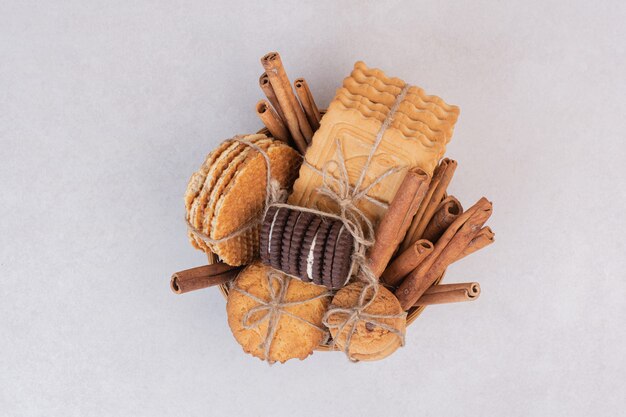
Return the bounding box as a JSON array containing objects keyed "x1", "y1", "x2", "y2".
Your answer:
[
  {"x1": 366, "y1": 158, "x2": 495, "y2": 310},
  {"x1": 256, "y1": 52, "x2": 321, "y2": 153}
]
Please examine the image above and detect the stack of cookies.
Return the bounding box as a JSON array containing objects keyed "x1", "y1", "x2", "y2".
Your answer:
[
  {"x1": 185, "y1": 134, "x2": 301, "y2": 265},
  {"x1": 288, "y1": 61, "x2": 460, "y2": 225},
  {"x1": 259, "y1": 206, "x2": 354, "y2": 289}
]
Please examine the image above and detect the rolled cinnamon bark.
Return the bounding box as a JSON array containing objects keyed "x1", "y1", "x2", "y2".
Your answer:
[
  {"x1": 261, "y1": 52, "x2": 313, "y2": 148},
  {"x1": 256, "y1": 100, "x2": 292, "y2": 146},
  {"x1": 396, "y1": 197, "x2": 492, "y2": 310},
  {"x1": 414, "y1": 282, "x2": 480, "y2": 306},
  {"x1": 294, "y1": 78, "x2": 321, "y2": 130},
  {"x1": 380, "y1": 239, "x2": 433, "y2": 286},
  {"x1": 400, "y1": 159, "x2": 457, "y2": 252},
  {"x1": 421, "y1": 196, "x2": 463, "y2": 243},
  {"x1": 367, "y1": 168, "x2": 431, "y2": 278},
  {"x1": 206, "y1": 251, "x2": 218, "y2": 265},
  {"x1": 457, "y1": 226, "x2": 495, "y2": 261},
  {"x1": 259, "y1": 72, "x2": 286, "y2": 121},
  {"x1": 170, "y1": 263, "x2": 241, "y2": 294}
]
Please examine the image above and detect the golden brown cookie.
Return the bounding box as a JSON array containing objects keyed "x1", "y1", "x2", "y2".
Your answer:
[
  {"x1": 184, "y1": 140, "x2": 232, "y2": 212},
  {"x1": 209, "y1": 139, "x2": 300, "y2": 265},
  {"x1": 226, "y1": 262, "x2": 330, "y2": 363},
  {"x1": 184, "y1": 134, "x2": 301, "y2": 265},
  {"x1": 185, "y1": 140, "x2": 241, "y2": 251},
  {"x1": 185, "y1": 135, "x2": 268, "y2": 253},
  {"x1": 326, "y1": 282, "x2": 406, "y2": 361}
]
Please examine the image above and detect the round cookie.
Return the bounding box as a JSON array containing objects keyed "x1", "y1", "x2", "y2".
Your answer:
[
  {"x1": 322, "y1": 221, "x2": 342, "y2": 288},
  {"x1": 186, "y1": 135, "x2": 269, "y2": 253},
  {"x1": 280, "y1": 209, "x2": 302, "y2": 273},
  {"x1": 310, "y1": 220, "x2": 332, "y2": 285},
  {"x1": 226, "y1": 262, "x2": 330, "y2": 363},
  {"x1": 259, "y1": 205, "x2": 279, "y2": 265},
  {"x1": 268, "y1": 207, "x2": 289, "y2": 270},
  {"x1": 186, "y1": 139, "x2": 249, "y2": 251},
  {"x1": 287, "y1": 212, "x2": 315, "y2": 278},
  {"x1": 298, "y1": 217, "x2": 322, "y2": 282},
  {"x1": 209, "y1": 138, "x2": 301, "y2": 265},
  {"x1": 203, "y1": 138, "x2": 273, "y2": 233},
  {"x1": 184, "y1": 139, "x2": 233, "y2": 212},
  {"x1": 331, "y1": 225, "x2": 354, "y2": 289},
  {"x1": 326, "y1": 282, "x2": 406, "y2": 361}
]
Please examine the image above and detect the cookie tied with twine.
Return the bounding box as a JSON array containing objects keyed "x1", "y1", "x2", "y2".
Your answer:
[
  {"x1": 227, "y1": 262, "x2": 331, "y2": 363},
  {"x1": 259, "y1": 205, "x2": 355, "y2": 289},
  {"x1": 325, "y1": 282, "x2": 406, "y2": 361},
  {"x1": 185, "y1": 134, "x2": 301, "y2": 266}
]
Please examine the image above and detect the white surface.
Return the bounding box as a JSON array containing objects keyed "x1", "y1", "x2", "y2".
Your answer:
[{"x1": 1, "y1": 1, "x2": 625, "y2": 416}]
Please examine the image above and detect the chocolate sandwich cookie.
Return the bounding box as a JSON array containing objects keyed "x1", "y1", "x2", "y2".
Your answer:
[
  {"x1": 298, "y1": 217, "x2": 322, "y2": 282},
  {"x1": 268, "y1": 207, "x2": 289, "y2": 270},
  {"x1": 288, "y1": 211, "x2": 315, "y2": 278},
  {"x1": 322, "y1": 220, "x2": 342, "y2": 288},
  {"x1": 310, "y1": 220, "x2": 332, "y2": 286},
  {"x1": 280, "y1": 209, "x2": 302, "y2": 274},
  {"x1": 331, "y1": 224, "x2": 354, "y2": 289},
  {"x1": 259, "y1": 205, "x2": 279, "y2": 265}
]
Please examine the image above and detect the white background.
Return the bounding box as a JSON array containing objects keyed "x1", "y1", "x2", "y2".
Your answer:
[{"x1": 1, "y1": 1, "x2": 625, "y2": 416}]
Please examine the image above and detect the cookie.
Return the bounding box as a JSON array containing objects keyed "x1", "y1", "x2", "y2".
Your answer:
[
  {"x1": 259, "y1": 205, "x2": 279, "y2": 265},
  {"x1": 297, "y1": 217, "x2": 322, "y2": 282},
  {"x1": 208, "y1": 137, "x2": 301, "y2": 265},
  {"x1": 287, "y1": 211, "x2": 315, "y2": 277},
  {"x1": 331, "y1": 224, "x2": 354, "y2": 289},
  {"x1": 186, "y1": 140, "x2": 246, "y2": 251},
  {"x1": 326, "y1": 282, "x2": 406, "y2": 361},
  {"x1": 186, "y1": 135, "x2": 268, "y2": 252},
  {"x1": 226, "y1": 262, "x2": 330, "y2": 363},
  {"x1": 280, "y1": 208, "x2": 302, "y2": 274},
  {"x1": 194, "y1": 142, "x2": 262, "y2": 253},
  {"x1": 203, "y1": 138, "x2": 273, "y2": 233},
  {"x1": 288, "y1": 61, "x2": 460, "y2": 230},
  {"x1": 193, "y1": 139, "x2": 250, "y2": 230},
  {"x1": 322, "y1": 221, "x2": 341, "y2": 288},
  {"x1": 184, "y1": 140, "x2": 233, "y2": 212},
  {"x1": 268, "y1": 207, "x2": 289, "y2": 270},
  {"x1": 310, "y1": 219, "x2": 332, "y2": 286}
]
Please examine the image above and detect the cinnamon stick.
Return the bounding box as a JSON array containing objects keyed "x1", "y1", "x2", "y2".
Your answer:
[
  {"x1": 396, "y1": 197, "x2": 492, "y2": 310},
  {"x1": 206, "y1": 251, "x2": 218, "y2": 265},
  {"x1": 170, "y1": 263, "x2": 241, "y2": 294},
  {"x1": 367, "y1": 168, "x2": 431, "y2": 278},
  {"x1": 456, "y1": 226, "x2": 495, "y2": 261},
  {"x1": 259, "y1": 72, "x2": 286, "y2": 121},
  {"x1": 294, "y1": 78, "x2": 321, "y2": 130},
  {"x1": 381, "y1": 239, "x2": 433, "y2": 287},
  {"x1": 256, "y1": 100, "x2": 292, "y2": 145},
  {"x1": 261, "y1": 52, "x2": 313, "y2": 149},
  {"x1": 400, "y1": 159, "x2": 457, "y2": 252},
  {"x1": 421, "y1": 196, "x2": 463, "y2": 243},
  {"x1": 414, "y1": 282, "x2": 480, "y2": 306}
]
